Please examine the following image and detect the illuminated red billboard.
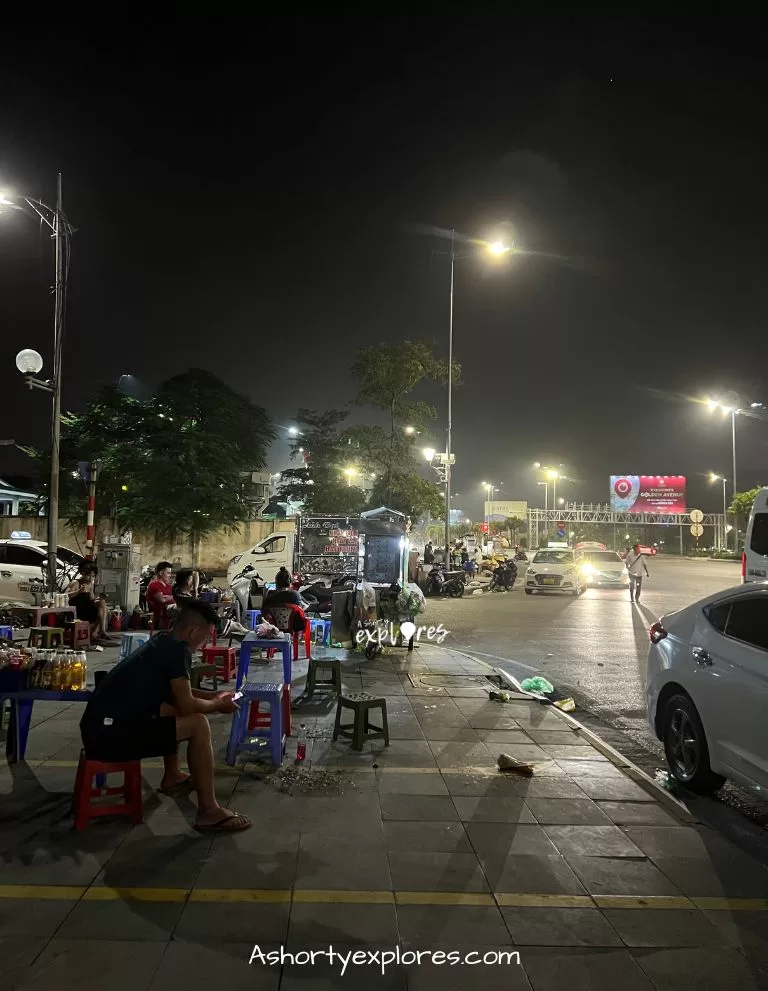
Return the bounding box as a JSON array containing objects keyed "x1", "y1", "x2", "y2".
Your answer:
[{"x1": 610, "y1": 476, "x2": 687, "y2": 513}]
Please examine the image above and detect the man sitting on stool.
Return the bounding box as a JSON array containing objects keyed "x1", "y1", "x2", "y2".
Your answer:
[{"x1": 79, "y1": 599, "x2": 251, "y2": 833}]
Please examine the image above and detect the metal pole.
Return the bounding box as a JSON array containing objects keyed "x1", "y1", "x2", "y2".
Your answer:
[
  {"x1": 47, "y1": 173, "x2": 64, "y2": 594},
  {"x1": 731, "y1": 411, "x2": 737, "y2": 553},
  {"x1": 85, "y1": 461, "x2": 100, "y2": 559},
  {"x1": 722, "y1": 477, "x2": 728, "y2": 553},
  {"x1": 444, "y1": 229, "x2": 455, "y2": 558},
  {"x1": 553, "y1": 477, "x2": 557, "y2": 508}
]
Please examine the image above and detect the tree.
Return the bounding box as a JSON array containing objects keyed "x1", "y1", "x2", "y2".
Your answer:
[
  {"x1": 368, "y1": 472, "x2": 444, "y2": 520},
  {"x1": 25, "y1": 369, "x2": 274, "y2": 539},
  {"x1": 350, "y1": 340, "x2": 460, "y2": 505},
  {"x1": 276, "y1": 408, "x2": 368, "y2": 516},
  {"x1": 729, "y1": 488, "x2": 761, "y2": 518}
]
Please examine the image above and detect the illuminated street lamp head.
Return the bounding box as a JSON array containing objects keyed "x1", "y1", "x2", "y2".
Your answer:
[
  {"x1": 423, "y1": 447, "x2": 436, "y2": 462},
  {"x1": 546, "y1": 469, "x2": 559, "y2": 480},
  {"x1": 707, "y1": 399, "x2": 718, "y2": 411},
  {"x1": 343, "y1": 466, "x2": 358, "y2": 477},
  {"x1": 15, "y1": 349, "x2": 44, "y2": 375},
  {"x1": 0, "y1": 192, "x2": 13, "y2": 206},
  {"x1": 533, "y1": 462, "x2": 541, "y2": 469},
  {"x1": 404, "y1": 425, "x2": 416, "y2": 435},
  {"x1": 488, "y1": 240, "x2": 510, "y2": 256},
  {"x1": 288, "y1": 426, "x2": 299, "y2": 436}
]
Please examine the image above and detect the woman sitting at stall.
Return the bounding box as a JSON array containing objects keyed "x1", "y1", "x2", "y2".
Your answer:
[
  {"x1": 172, "y1": 569, "x2": 199, "y2": 606},
  {"x1": 66, "y1": 563, "x2": 115, "y2": 646}
]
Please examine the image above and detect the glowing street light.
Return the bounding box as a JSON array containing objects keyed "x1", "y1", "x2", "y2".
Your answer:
[
  {"x1": 404, "y1": 425, "x2": 416, "y2": 435},
  {"x1": 487, "y1": 240, "x2": 511, "y2": 257},
  {"x1": 342, "y1": 466, "x2": 360, "y2": 487},
  {"x1": 423, "y1": 447, "x2": 436, "y2": 462},
  {"x1": 704, "y1": 397, "x2": 743, "y2": 494}
]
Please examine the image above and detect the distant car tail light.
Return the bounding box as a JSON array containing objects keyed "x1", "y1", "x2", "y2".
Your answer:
[
  {"x1": 649, "y1": 622, "x2": 668, "y2": 645},
  {"x1": 741, "y1": 552, "x2": 747, "y2": 582}
]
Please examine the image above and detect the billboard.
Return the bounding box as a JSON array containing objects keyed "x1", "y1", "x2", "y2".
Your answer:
[
  {"x1": 610, "y1": 476, "x2": 686, "y2": 513},
  {"x1": 484, "y1": 500, "x2": 528, "y2": 522}
]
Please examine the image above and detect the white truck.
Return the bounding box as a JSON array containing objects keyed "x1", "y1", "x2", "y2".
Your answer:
[{"x1": 226, "y1": 511, "x2": 408, "y2": 589}]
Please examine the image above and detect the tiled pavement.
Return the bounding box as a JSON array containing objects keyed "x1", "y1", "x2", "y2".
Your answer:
[{"x1": 2, "y1": 639, "x2": 768, "y2": 989}]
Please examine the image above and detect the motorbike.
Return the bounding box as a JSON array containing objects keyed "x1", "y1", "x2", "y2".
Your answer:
[
  {"x1": 424, "y1": 565, "x2": 465, "y2": 598},
  {"x1": 514, "y1": 550, "x2": 529, "y2": 563},
  {"x1": 488, "y1": 560, "x2": 518, "y2": 592},
  {"x1": 297, "y1": 573, "x2": 357, "y2": 612}
]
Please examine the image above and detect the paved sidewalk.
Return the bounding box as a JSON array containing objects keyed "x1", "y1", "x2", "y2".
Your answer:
[{"x1": 2, "y1": 637, "x2": 768, "y2": 990}]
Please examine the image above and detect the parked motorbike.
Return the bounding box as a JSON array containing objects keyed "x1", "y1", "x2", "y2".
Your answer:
[
  {"x1": 424, "y1": 566, "x2": 465, "y2": 598},
  {"x1": 489, "y1": 560, "x2": 518, "y2": 592},
  {"x1": 514, "y1": 550, "x2": 529, "y2": 563},
  {"x1": 298, "y1": 573, "x2": 356, "y2": 611}
]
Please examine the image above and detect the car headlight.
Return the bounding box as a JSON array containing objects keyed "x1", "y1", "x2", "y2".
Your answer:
[
  {"x1": 526, "y1": 568, "x2": 535, "y2": 575},
  {"x1": 581, "y1": 563, "x2": 593, "y2": 575}
]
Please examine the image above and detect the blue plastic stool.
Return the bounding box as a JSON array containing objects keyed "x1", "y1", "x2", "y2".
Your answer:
[
  {"x1": 225, "y1": 681, "x2": 284, "y2": 767},
  {"x1": 0, "y1": 626, "x2": 13, "y2": 642},
  {"x1": 119, "y1": 632, "x2": 151, "y2": 660},
  {"x1": 245, "y1": 610, "x2": 261, "y2": 630},
  {"x1": 309, "y1": 618, "x2": 332, "y2": 646}
]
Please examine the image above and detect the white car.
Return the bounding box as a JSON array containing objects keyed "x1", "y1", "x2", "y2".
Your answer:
[
  {"x1": 580, "y1": 549, "x2": 630, "y2": 589},
  {"x1": 647, "y1": 582, "x2": 768, "y2": 793},
  {"x1": 525, "y1": 549, "x2": 585, "y2": 596},
  {"x1": 0, "y1": 537, "x2": 84, "y2": 604}
]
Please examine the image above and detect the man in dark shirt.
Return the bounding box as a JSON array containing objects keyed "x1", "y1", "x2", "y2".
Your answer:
[{"x1": 80, "y1": 599, "x2": 250, "y2": 833}]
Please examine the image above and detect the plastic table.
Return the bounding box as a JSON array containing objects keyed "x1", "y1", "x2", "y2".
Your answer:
[
  {"x1": 0, "y1": 689, "x2": 92, "y2": 763},
  {"x1": 236, "y1": 637, "x2": 292, "y2": 736}
]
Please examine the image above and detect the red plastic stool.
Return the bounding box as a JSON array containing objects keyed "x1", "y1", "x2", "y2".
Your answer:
[
  {"x1": 203, "y1": 645, "x2": 236, "y2": 682},
  {"x1": 73, "y1": 750, "x2": 144, "y2": 832},
  {"x1": 247, "y1": 684, "x2": 292, "y2": 737}
]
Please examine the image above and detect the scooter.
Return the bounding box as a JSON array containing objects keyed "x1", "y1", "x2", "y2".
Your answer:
[
  {"x1": 489, "y1": 560, "x2": 518, "y2": 592},
  {"x1": 424, "y1": 565, "x2": 465, "y2": 598}
]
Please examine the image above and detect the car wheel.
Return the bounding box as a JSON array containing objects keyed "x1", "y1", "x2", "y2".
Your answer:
[
  {"x1": 525, "y1": 589, "x2": 534, "y2": 595},
  {"x1": 662, "y1": 693, "x2": 725, "y2": 794}
]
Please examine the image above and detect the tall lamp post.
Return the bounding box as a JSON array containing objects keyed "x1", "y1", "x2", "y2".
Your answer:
[
  {"x1": 706, "y1": 399, "x2": 740, "y2": 495},
  {"x1": 442, "y1": 233, "x2": 513, "y2": 559},
  {"x1": 5, "y1": 175, "x2": 73, "y2": 594},
  {"x1": 709, "y1": 473, "x2": 730, "y2": 551}
]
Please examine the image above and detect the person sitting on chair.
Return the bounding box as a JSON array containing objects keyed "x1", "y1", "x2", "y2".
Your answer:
[
  {"x1": 66, "y1": 563, "x2": 115, "y2": 646},
  {"x1": 80, "y1": 599, "x2": 251, "y2": 833},
  {"x1": 262, "y1": 569, "x2": 302, "y2": 611},
  {"x1": 173, "y1": 568, "x2": 199, "y2": 606}
]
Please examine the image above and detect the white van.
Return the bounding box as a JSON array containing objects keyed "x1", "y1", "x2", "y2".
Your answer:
[{"x1": 743, "y1": 486, "x2": 768, "y2": 582}]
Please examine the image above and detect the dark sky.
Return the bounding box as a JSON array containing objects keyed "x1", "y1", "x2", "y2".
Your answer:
[{"x1": 1, "y1": 17, "x2": 766, "y2": 519}]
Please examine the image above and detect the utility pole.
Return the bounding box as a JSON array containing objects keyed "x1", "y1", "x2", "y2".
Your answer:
[
  {"x1": 48, "y1": 174, "x2": 65, "y2": 593},
  {"x1": 444, "y1": 229, "x2": 455, "y2": 556}
]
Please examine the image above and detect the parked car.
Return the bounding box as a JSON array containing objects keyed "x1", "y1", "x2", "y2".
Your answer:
[
  {"x1": 0, "y1": 536, "x2": 84, "y2": 603},
  {"x1": 647, "y1": 582, "x2": 768, "y2": 793},
  {"x1": 525, "y1": 549, "x2": 585, "y2": 596},
  {"x1": 743, "y1": 485, "x2": 768, "y2": 582},
  {"x1": 580, "y1": 549, "x2": 630, "y2": 589}
]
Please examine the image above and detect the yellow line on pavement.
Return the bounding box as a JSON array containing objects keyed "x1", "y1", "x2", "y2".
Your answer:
[
  {"x1": 495, "y1": 894, "x2": 593, "y2": 908},
  {"x1": 396, "y1": 892, "x2": 494, "y2": 906},
  {"x1": 0, "y1": 884, "x2": 767, "y2": 909},
  {"x1": 593, "y1": 895, "x2": 694, "y2": 910}
]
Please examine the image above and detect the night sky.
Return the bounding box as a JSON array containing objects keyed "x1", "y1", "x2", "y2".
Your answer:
[{"x1": 1, "y1": 18, "x2": 766, "y2": 520}]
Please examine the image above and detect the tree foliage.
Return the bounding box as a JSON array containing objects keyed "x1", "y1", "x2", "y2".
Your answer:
[
  {"x1": 729, "y1": 488, "x2": 761, "y2": 518},
  {"x1": 276, "y1": 408, "x2": 367, "y2": 516},
  {"x1": 25, "y1": 369, "x2": 274, "y2": 539}
]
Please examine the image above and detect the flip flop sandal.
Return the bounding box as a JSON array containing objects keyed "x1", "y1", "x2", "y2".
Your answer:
[
  {"x1": 194, "y1": 812, "x2": 252, "y2": 833},
  {"x1": 158, "y1": 776, "x2": 195, "y2": 796}
]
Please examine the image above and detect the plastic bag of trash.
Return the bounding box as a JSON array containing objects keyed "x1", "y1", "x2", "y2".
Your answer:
[{"x1": 521, "y1": 676, "x2": 554, "y2": 695}]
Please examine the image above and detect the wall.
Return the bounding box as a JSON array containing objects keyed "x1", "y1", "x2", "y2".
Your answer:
[{"x1": 0, "y1": 517, "x2": 296, "y2": 574}]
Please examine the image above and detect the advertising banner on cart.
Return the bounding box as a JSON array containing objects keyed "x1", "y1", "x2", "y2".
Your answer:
[{"x1": 610, "y1": 476, "x2": 687, "y2": 513}]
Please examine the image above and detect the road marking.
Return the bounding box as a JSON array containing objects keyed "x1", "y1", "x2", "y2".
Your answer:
[{"x1": 0, "y1": 885, "x2": 766, "y2": 910}]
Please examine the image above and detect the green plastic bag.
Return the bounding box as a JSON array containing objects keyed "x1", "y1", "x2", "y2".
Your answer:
[{"x1": 521, "y1": 676, "x2": 554, "y2": 695}]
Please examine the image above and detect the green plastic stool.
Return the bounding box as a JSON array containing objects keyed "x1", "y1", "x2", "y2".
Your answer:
[
  {"x1": 190, "y1": 663, "x2": 218, "y2": 690},
  {"x1": 306, "y1": 657, "x2": 343, "y2": 697},
  {"x1": 333, "y1": 692, "x2": 389, "y2": 751}
]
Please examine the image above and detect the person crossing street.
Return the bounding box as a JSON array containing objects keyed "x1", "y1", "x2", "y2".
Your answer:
[{"x1": 625, "y1": 543, "x2": 650, "y2": 602}]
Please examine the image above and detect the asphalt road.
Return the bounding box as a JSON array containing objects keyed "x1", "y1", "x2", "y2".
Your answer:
[{"x1": 424, "y1": 556, "x2": 768, "y2": 845}]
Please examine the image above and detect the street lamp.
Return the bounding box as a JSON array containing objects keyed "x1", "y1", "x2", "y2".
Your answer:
[
  {"x1": 8, "y1": 175, "x2": 73, "y2": 594},
  {"x1": 709, "y1": 473, "x2": 730, "y2": 551},
  {"x1": 342, "y1": 466, "x2": 359, "y2": 488},
  {"x1": 440, "y1": 228, "x2": 518, "y2": 563},
  {"x1": 422, "y1": 447, "x2": 436, "y2": 463},
  {"x1": 705, "y1": 397, "x2": 751, "y2": 494},
  {"x1": 537, "y1": 481, "x2": 549, "y2": 512}
]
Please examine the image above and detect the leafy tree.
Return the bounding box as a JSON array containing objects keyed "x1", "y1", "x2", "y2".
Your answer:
[
  {"x1": 277, "y1": 408, "x2": 367, "y2": 516},
  {"x1": 368, "y1": 472, "x2": 443, "y2": 520},
  {"x1": 350, "y1": 340, "x2": 460, "y2": 504},
  {"x1": 24, "y1": 369, "x2": 274, "y2": 539},
  {"x1": 729, "y1": 488, "x2": 761, "y2": 518}
]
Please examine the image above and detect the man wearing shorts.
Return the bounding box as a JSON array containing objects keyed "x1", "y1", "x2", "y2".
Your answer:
[{"x1": 79, "y1": 599, "x2": 251, "y2": 833}]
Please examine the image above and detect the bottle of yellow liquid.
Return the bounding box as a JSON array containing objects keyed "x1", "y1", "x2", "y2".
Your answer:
[
  {"x1": 41, "y1": 651, "x2": 56, "y2": 690},
  {"x1": 72, "y1": 651, "x2": 86, "y2": 691}
]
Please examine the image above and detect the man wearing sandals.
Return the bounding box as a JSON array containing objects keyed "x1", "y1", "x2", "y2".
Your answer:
[{"x1": 80, "y1": 599, "x2": 251, "y2": 833}]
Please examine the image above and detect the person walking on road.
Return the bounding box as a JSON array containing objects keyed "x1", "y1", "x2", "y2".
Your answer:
[{"x1": 625, "y1": 543, "x2": 650, "y2": 602}]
